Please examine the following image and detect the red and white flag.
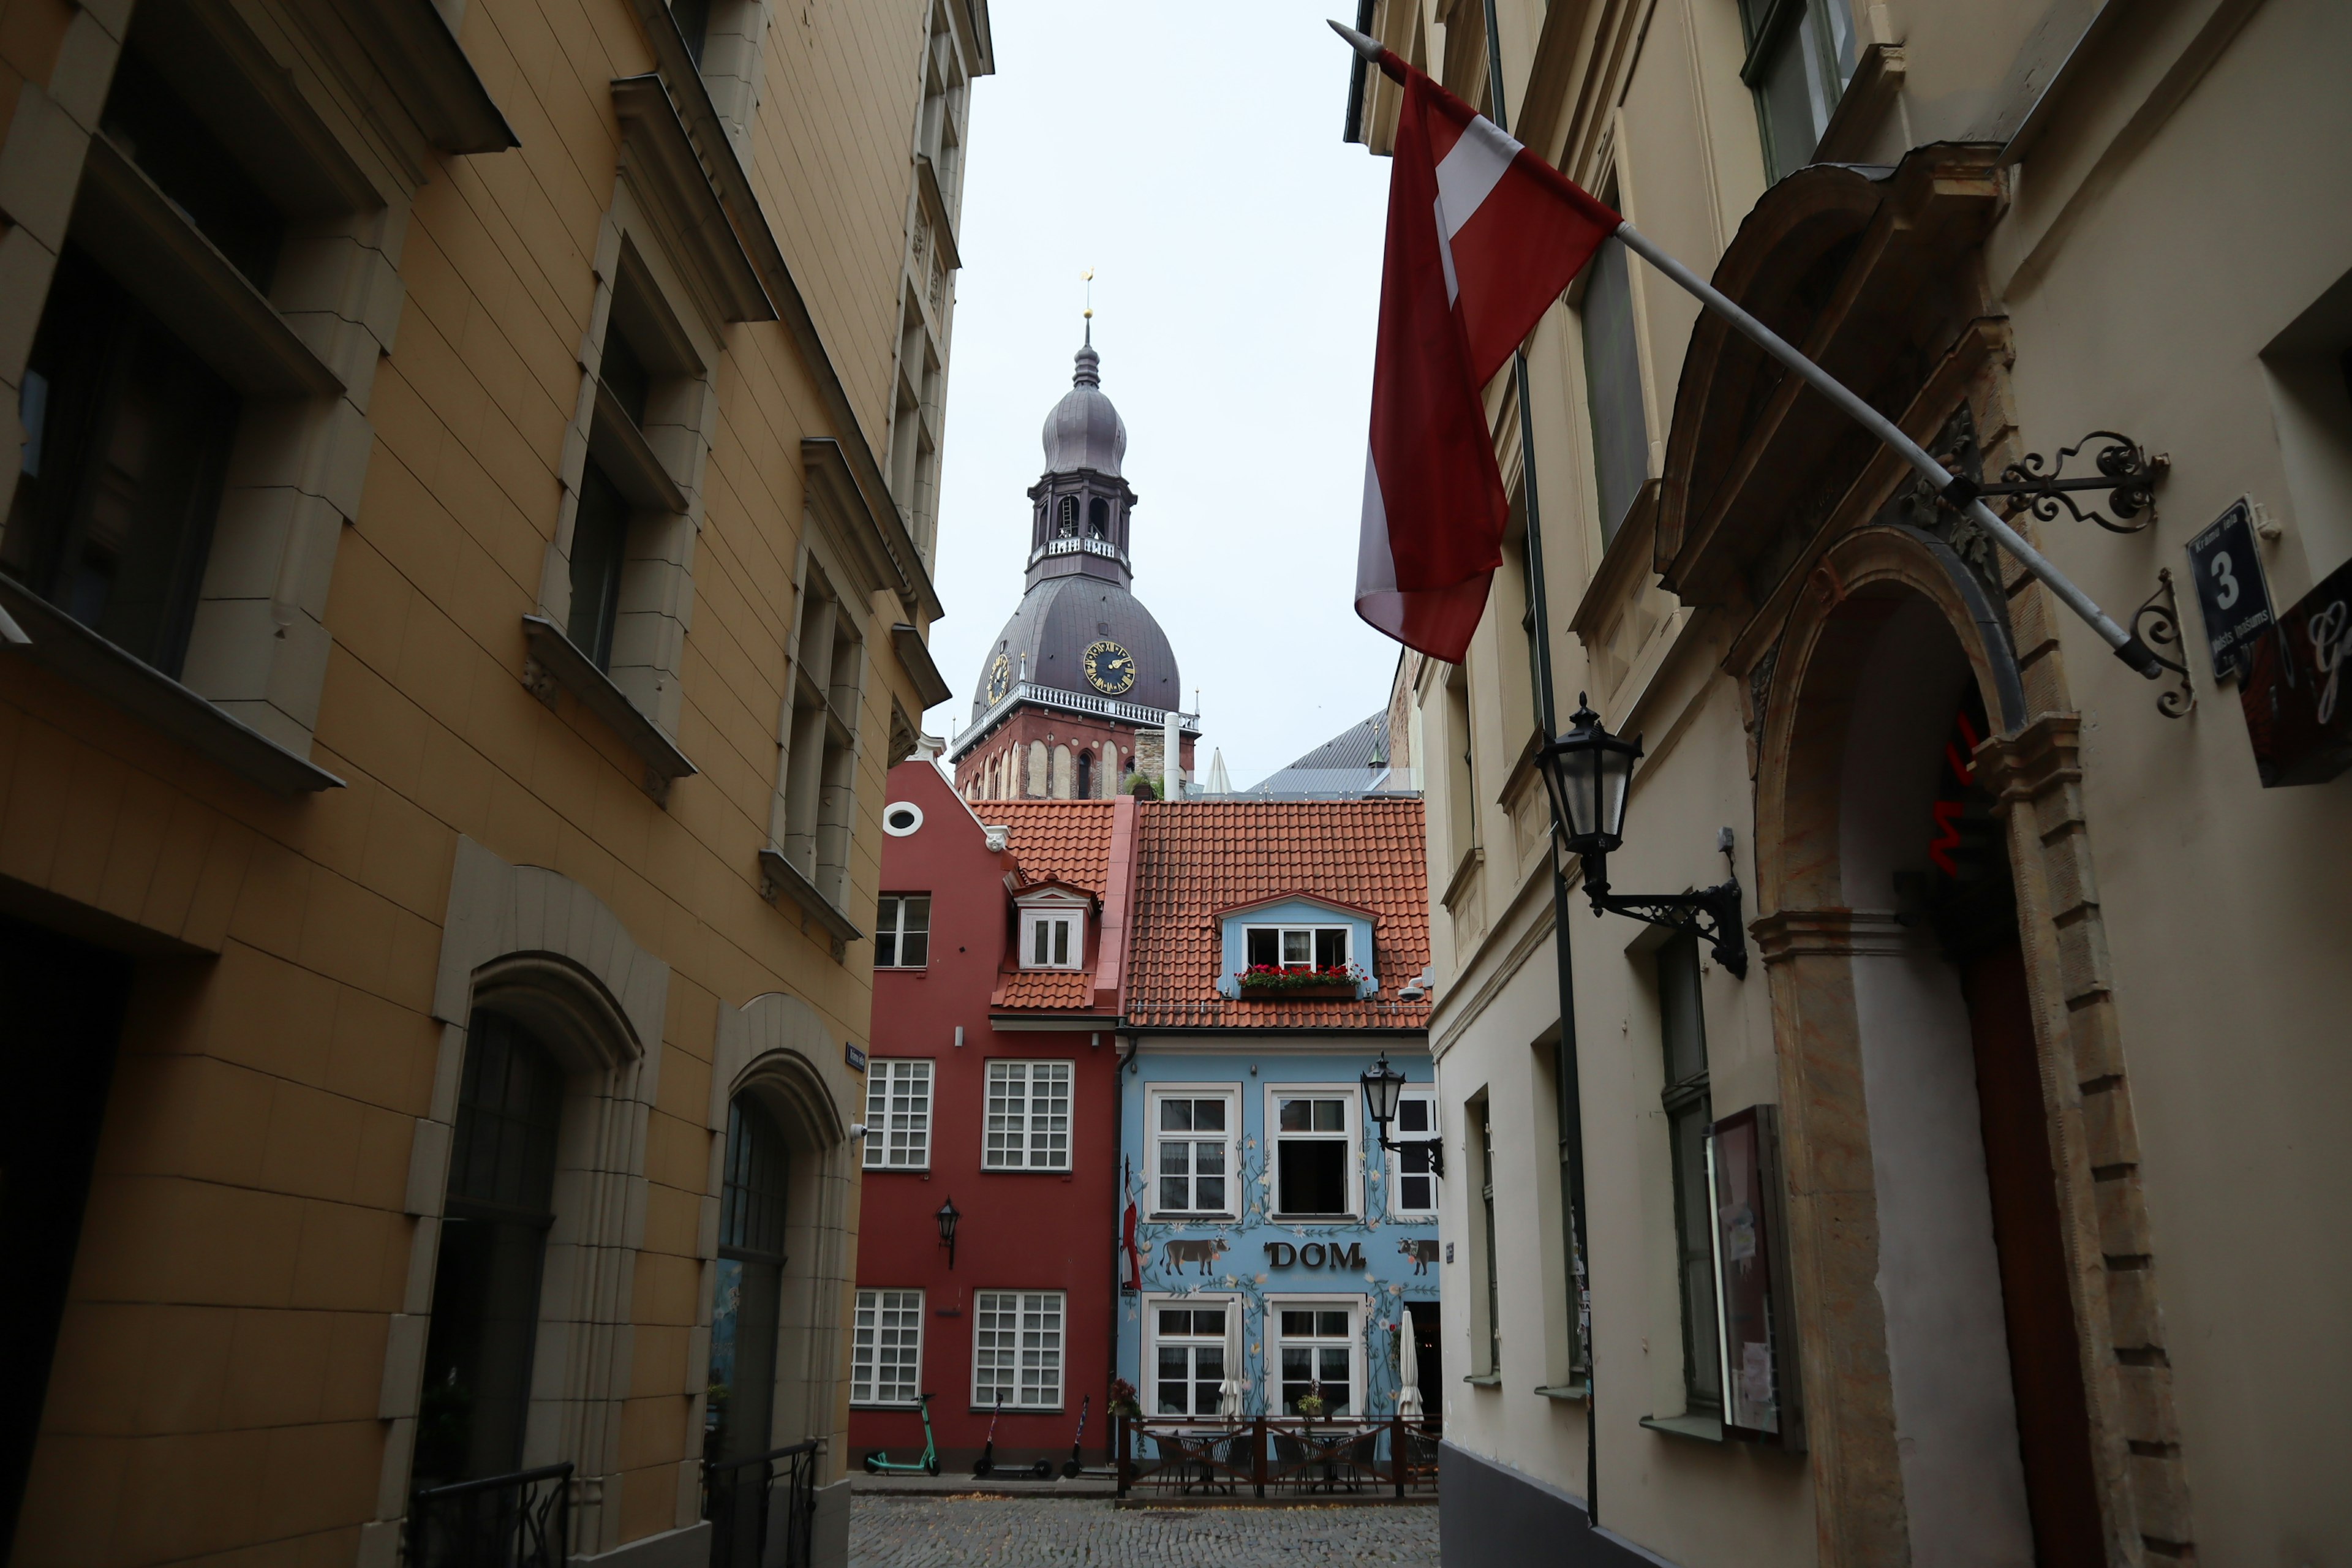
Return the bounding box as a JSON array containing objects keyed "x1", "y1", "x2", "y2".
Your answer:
[{"x1": 1354, "y1": 48, "x2": 1621, "y2": 662}]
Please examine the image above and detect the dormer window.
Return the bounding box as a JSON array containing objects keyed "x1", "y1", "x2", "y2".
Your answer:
[
  {"x1": 1023, "y1": 910, "x2": 1084, "y2": 969},
  {"x1": 1246, "y1": 925, "x2": 1351, "y2": 972}
]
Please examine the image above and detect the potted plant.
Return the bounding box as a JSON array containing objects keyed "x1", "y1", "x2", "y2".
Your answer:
[
  {"x1": 1235, "y1": 963, "x2": 1365, "y2": 1001},
  {"x1": 1108, "y1": 1377, "x2": 1143, "y2": 1420},
  {"x1": 1294, "y1": 1382, "x2": 1327, "y2": 1423}
]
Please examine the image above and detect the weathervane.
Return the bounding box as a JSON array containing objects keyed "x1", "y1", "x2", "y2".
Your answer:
[{"x1": 1082, "y1": 266, "x2": 1095, "y2": 345}]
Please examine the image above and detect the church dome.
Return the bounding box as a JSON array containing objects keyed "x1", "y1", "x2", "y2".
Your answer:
[
  {"x1": 972, "y1": 575, "x2": 1181, "y2": 719},
  {"x1": 1040, "y1": 343, "x2": 1126, "y2": 477}
]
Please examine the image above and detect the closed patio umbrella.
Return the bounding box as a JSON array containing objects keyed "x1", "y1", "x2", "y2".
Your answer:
[
  {"x1": 1218, "y1": 1300, "x2": 1248, "y2": 1419},
  {"x1": 1396, "y1": 1305, "x2": 1424, "y2": 1420}
]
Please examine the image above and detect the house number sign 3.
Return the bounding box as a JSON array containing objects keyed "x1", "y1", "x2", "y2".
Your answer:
[
  {"x1": 1264, "y1": 1241, "x2": 1366, "y2": 1270},
  {"x1": 2185, "y1": 499, "x2": 2275, "y2": 679}
]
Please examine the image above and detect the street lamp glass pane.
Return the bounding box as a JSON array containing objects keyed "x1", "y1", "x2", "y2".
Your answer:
[{"x1": 1600, "y1": 746, "x2": 1636, "y2": 843}]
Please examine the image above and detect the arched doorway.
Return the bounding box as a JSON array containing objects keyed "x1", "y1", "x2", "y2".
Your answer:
[{"x1": 1760, "y1": 549, "x2": 2107, "y2": 1566}]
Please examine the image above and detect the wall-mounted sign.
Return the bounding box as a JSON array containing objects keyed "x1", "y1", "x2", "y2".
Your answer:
[
  {"x1": 1263, "y1": 1240, "x2": 1368, "y2": 1270},
  {"x1": 2239, "y1": 552, "x2": 2352, "y2": 787},
  {"x1": 1709, "y1": 1105, "x2": 1804, "y2": 1451},
  {"x1": 844, "y1": 1042, "x2": 868, "y2": 1072},
  {"x1": 2185, "y1": 500, "x2": 2275, "y2": 680}
]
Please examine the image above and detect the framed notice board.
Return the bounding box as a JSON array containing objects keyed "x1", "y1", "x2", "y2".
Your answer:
[{"x1": 1708, "y1": 1105, "x2": 1804, "y2": 1450}]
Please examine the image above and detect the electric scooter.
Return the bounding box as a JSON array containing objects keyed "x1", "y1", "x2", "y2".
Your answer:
[
  {"x1": 861, "y1": 1392, "x2": 940, "y2": 1476},
  {"x1": 972, "y1": 1395, "x2": 1052, "y2": 1479},
  {"x1": 1060, "y1": 1396, "x2": 1119, "y2": 1480}
]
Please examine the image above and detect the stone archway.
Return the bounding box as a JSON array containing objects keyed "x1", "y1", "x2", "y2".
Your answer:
[{"x1": 1749, "y1": 524, "x2": 2168, "y2": 1566}]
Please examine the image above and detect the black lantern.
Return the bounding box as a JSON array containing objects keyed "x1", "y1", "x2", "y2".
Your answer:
[
  {"x1": 1538, "y1": 694, "x2": 1749, "y2": 979},
  {"x1": 1536, "y1": 696, "x2": 1643, "y2": 858},
  {"x1": 936, "y1": 1197, "x2": 961, "y2": 1270},
  {"x1": 1360, "y1": 1055, "x2": 1444, "y2": 1177}
]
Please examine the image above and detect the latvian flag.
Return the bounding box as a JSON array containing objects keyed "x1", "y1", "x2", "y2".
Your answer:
[{"x1": 1353, "y1": 43, "x2": 1621, "y2": 663}]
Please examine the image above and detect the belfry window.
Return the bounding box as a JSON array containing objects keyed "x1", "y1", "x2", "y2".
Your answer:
[
  {"x1": 1088, "y1": 497, "x2": 1110, "y2": 538},
  {"x1": 1057, "y1": 496, "x2": 1079, "y2": 537}
]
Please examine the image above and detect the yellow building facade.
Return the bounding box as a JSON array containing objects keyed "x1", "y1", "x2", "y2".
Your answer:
[
  {"x1": 0, "y1": 0, "x2": 987, "y2": 1564},
  {"x1": 1354, "y1": 0, "x2": 2351, "y2": 1563}
]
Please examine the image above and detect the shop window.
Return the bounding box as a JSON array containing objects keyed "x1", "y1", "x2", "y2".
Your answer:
[
  {"x1": 1275, "y1": 1305, "x2": 1355, "y2": 1416},
  {"x1": 415, "y1": 1012, "x2": 565, "y2": 1486},
  {"x1": 982, "y1": 1059, "x2": 1072, "y2": 1170},
  {"x1": 864, "y1": 1059, "x2": 933, "y2": 1170},
  {"x1": 1738, "y1": 0, "x2": 1858, "y2": 183},
  {"x1": 1580, "y1": 197, "x2": 1648, "y2": 548},
  {"x1": 706, "y1": 1097, "x2": 789, "y2": 1461},
  {"x1": 1152, "y1": 1091, "x2": 1236, "y2": 1216},
  {"x1": 1152, "y1": 1302, "x2": 1229, "y2": 1419},
  {"x1": 1245, "y1": 925, "x2": 1351, "y2": 971},
  {"x1": 1658, "y1": 933, "x2": 1722, "y2": 1414},
  {"x1": 1273, "y1": 1094, "x2": 1353, "y2": 1218},
  {"x1": 973, "y1": 1291, "x2": 1063, "y2": 1409},
  {"x1": 851, "y1": 1289, "x2": 924, "y2": 1406},
  {"x1": 4, "y1": 247, "x2": 238, "y2": 677},
  {"x1": 875, "y1": 895, "x2": 932, "y2": 969},
  {"x1": 1389, "y1": 1090, "x2": 1439, "y2": 1217}
]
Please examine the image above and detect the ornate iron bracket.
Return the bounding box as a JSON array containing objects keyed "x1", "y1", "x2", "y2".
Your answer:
[
  {"x1": 1939, "y1": 429, "x2": 2169, "y2": 534},
  {"x1": 1374, "y1": 1132, "x2": 1446, "y2": 1178},
  {"x1": 2132, "y1": 567, "x2": 2196, "y2": 718},
  {"x1": 1581, "y1": 853, "x2": 1748, "y2": 979}
]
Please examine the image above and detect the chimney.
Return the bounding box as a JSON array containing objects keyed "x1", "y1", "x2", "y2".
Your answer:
[{"x1": 1162, "y1": 709, "x2": 1180, "y2": 801}]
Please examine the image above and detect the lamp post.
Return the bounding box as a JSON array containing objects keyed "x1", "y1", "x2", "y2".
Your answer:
[
  {"x1": 936, "y1": 1197, "x2": 961, "y2": 1270},
  {"x1": 1535, "y1": 696, "x2": 1749, "y2": 978},
  {"x1": 1360, "y1": 1055, "x2": 1444, "y2": 1177}
]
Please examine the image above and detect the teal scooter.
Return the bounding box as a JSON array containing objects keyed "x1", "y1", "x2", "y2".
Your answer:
[{"x1": 862, "y1": 1392, "x2": 940, "y2": 1476}]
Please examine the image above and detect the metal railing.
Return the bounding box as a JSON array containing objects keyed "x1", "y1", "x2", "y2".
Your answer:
[
  {"x1": 407, "y1": 1462, "x2": 571, "y2": 1568},
  {"x1": 704, "y1": 1439, "x2": 820, "y2": 1568},
  {"x1": 946, "y1": 682, "x2": 1200, "y2": 761},
  {"x1": 1115, "y1": 1415, "x2": 1441, "y2": 1499}
]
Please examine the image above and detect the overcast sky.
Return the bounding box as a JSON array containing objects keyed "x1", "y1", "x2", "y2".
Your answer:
[{"x1": 919, "y1": 0, "x2": 1400, "y2": 790}]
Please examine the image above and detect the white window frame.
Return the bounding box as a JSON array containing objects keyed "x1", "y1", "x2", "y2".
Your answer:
[
  {"x1": 982, "y1": 1058, "x2": 1073, "y2": 1170},
  {"x1": 851, "y1": 1288, "x2": 925, "y2": 1406},
  {"x1": 1142, "y1": 1292, "x2": 1238, "y2": 1423},
  {"x1": 971, "y1": 1289, "x2": 1065, "y2": 1410},
  {"x1": 1019, "y1": 906, "x2": 1086, "y2": 970},
  {"x1": 1148, "y1": 1084, "x2": 1242, "y2": 1219},
  {"x1": 864, "y1": 1058, "x2": 933, "y2": 1170},
  {"x1": 1242, "y1": 923, "x2": 1352, "y2": 971},
  {"x1": 1387, "y1": 1088, "x2": 1441, "y2": 1218},
  {"x1": 1265, "y1": 1083, "x2": 1361, "y2": 1219},
  {"x1": 1266, "y1": 1294, "x2": 1365, "y2": 1419},
  {"x1": 875, "y1": 893, "x2": 931, "y2": 969}
]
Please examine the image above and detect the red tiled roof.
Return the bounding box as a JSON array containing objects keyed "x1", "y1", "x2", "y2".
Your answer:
[
  {"x1": 992, "y1": 969, "x2": 1096, "y2": 1010},
  {"x1": 1122, "y1": 798, "x2": 1431, "y2": 1031},
  {"x1": 988, "y1": 801, "x2": 1114, "y2": 892}
]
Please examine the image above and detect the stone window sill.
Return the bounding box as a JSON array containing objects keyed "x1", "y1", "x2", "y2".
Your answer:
[
  {"x1": 0, "y1": 576, "x2": 342, "y2": 796},
  {"x1": 1462, "y1": 1374, "x2": 1501, "y2": 1389},
  {"x1": 758, "y1": 846, "x2": 862, "y2": 948},
  {"x1": 1534, "y1": 1383, "x2": 1589, "y2": 1402},
  {"x1": 1639, "y1": 1412, "x2": 1725, "y2": 1444},
  {"x1": 521, "y1": 615, "x2": 695, "y2": 800}
]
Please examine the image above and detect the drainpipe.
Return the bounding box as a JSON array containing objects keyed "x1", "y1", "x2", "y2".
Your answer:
[{"x1": 1484, "y1": 1, "x2": 1600, "y2": 1526}]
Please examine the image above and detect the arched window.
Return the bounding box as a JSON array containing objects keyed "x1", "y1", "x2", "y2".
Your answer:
[
  {"x1": 707, "y1": 1096, "x2": 791, "y2": 1466},
  {"x1": 416, "y1": 1011, "x2": 565, "y2": 1486},
  {"x1": 1087, "y1": 497, "x2": 1110, "y2": 538},
  {"x1": 1076, "y1": 750, "x2": 1093, "y2": 800},
  {"x1": 1056, "y1": 496, "x2": 1078, "y2": 537}
]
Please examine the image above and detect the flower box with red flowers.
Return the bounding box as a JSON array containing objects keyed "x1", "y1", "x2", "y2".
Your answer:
[{"x1": 1235, "y1": 963, "x2": 1366, "y2": 1000}]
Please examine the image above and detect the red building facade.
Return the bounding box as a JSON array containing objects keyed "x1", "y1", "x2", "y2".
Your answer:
[{"x1": 848, "y1": 759, "x2": 1132, "y2": 1472}]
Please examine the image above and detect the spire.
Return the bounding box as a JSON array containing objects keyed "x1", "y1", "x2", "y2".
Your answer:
[{"x1": 1082, "y1": 265, "x2": 1095, "y2": 347}]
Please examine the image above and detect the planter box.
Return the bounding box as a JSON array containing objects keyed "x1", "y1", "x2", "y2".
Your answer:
[{"x1": 1238, "y1": 984, "x2": 1359, "y2": 1001}]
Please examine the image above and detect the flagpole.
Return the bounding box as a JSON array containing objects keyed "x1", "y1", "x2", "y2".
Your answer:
[
  {"x1": 1607, "y1": 221, "x2": 2162, "y2": 677},
  {"x1": 1479, "y1": 6, "x2": 1602, "y2": 1529}
]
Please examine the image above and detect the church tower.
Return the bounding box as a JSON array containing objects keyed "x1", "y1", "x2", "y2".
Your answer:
[{"x1": 948, "y1": 337, "x2": 1196, "y2": 799}]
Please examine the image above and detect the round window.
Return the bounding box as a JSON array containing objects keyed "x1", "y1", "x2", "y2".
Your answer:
[{"x1": 882, "y1": 802, "x2": 924, "y2": 837}]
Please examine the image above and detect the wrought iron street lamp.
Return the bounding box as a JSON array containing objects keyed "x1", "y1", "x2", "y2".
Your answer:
[
  {"x1": 1536, "y1": 696, "x2": 1749, "y2": 979},
  {"x1": 936, "y1": 1197, "x2": 961, "y2": 1270},
  {"x1": 1360, "y1": 1055, "x2": 1444, "y2": 1177}
]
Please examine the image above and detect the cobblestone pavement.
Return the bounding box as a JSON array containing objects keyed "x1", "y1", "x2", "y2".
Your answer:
[{"x1": 849, "y1": 1495, "x2": 1439, "y2": 1566}]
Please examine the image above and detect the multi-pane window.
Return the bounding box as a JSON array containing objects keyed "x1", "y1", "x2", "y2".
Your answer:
[
  {"x1": 1738, "y1": 0, "x2": 1858, "y2": 183},
  {"x1": 864, "y1": 1060, "x2": 933, "y2": 1170},
  {"x1": 875, "y1": 895, "x2": 932, "y2": 968},
  {"x1": 973, "y1": 1291, "x2": 1063, "y2": 1408},
  {"x1": 983, "y1": 1060, "x2": 1072, "y2": 1170},
  {"x1": 1659, "y1": 933, "x2": 1722, "y2": 1413},
  {"x1": 1580, "y1": 217, "x2": 1648, "y2": 549},
  {"x1": 1153, "y1": 1303, "x2": 1229, "y2": 1419},
  {"x1": 1153, "y1": 1093, "x2": 1234, "y2": 1216},
  {"x1": 567, "y1": 459, "x2": 629, "y2": 668},
  {"x1": 1390, "y1": 1091, "x2": 1439, "y2": 1216},
  {"x1": 708, "y1": 1097, "x2": 790, "y2": 1461},
  {"x1": 1021, "y1": 909, "x2": 1083, "y2": 969},
  {"x1": 1273, "y1": 1095, "x2": 1352, "y2": 1217},
  {"x1": 1276, "y1": 1307, "x2": 1354, "y2": 1416},
  {"x1": 1479, "y1": 1100, "x2": 1501, "y2": 1376},
  {"x1": 777, "y1": 560, "x2": 864, "y2": 906},
  {"x1": 851, "y1": 1289, "x2": 924, "y2": 1406},
  {"x1": 1243, "y1": 925, "x2": 1350, "y2": 971}
]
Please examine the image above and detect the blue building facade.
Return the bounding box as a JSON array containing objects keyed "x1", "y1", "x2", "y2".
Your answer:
[{"x1": 1112, "y1": 799, "x2": 1439, "y2": 1430}]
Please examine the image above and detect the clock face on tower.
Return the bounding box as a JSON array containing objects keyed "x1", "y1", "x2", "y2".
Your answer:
[
  {"x1": 1082, "y1": 639, "x2": 1136, "y2": 695},
  {"x1": 987, "y1": 654, "x2": 1012, "y2": 703}
]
